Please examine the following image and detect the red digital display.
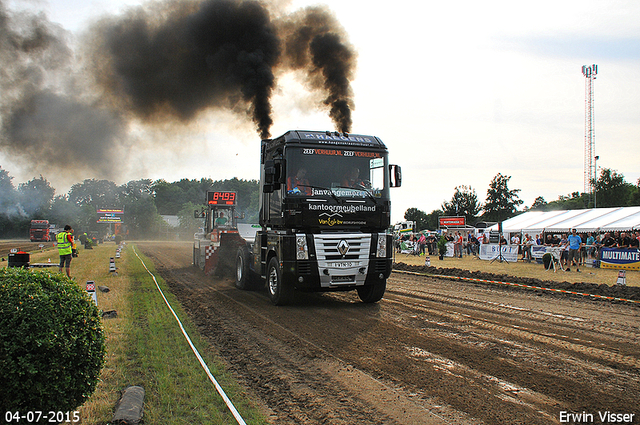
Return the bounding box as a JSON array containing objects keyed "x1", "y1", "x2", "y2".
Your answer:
[{"x1": 207, "y1": 191, "x2": 237, "y2": 206}]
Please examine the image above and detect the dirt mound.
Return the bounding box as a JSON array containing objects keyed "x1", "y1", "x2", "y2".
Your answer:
[{"x1": 393, "y1": 262, "x2": 640, "y2": 302}]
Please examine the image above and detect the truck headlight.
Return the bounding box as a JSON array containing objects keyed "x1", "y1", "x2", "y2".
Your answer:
[
  {"x1": 376, "y1": 233, "x2": 387, "y2": 258},
  {"x1": 296, "y1": 234, "x2": 309, "y2": 260}
]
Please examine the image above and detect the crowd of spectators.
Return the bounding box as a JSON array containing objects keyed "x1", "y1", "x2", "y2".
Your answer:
[{"x1": 394, "y1": 229, "x2": 640, "y2": 268}]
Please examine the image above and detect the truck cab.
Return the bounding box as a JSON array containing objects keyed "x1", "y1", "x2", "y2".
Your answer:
[{"x1": 237, "y1": 130, "x2": 401, "y2": 305}]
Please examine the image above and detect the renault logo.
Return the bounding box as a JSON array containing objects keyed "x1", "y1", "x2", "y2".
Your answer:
[{"x1": 337, "y1": 239, "x2": 350, "y2": 256}]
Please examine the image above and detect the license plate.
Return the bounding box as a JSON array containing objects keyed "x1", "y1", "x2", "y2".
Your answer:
[{"x1": 328, "y1": 261, "x2": 356, "y2": 268}]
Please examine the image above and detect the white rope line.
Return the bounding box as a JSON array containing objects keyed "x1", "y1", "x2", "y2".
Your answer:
[{"x1": 132, "y1": 246, "x2": 247, "y2": 425}]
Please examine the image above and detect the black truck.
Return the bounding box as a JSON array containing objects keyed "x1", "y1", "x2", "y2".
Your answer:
[{"x1": 235, "y1": 130, "x2": 401, "y2": 305}]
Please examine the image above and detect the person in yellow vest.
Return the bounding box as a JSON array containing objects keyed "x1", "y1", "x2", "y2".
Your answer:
[{"x1": 57, "y1": 225, "x2": 77, "y2": 278}]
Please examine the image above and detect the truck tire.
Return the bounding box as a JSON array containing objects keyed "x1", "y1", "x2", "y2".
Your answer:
[
  {"x1": 235, "y1": 246, "x2": 257, "y2": 290},
  {"x1": 357, "y1": 280, "x2": 386, "y2": 303},
  {"x1": 267, "y1": 257, "x2": 293, "y2": 305}
]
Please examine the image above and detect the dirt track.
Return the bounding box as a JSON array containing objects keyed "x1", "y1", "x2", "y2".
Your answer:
[{"x1": 136, "y1": 241, "x2": 640, "y2": 425}]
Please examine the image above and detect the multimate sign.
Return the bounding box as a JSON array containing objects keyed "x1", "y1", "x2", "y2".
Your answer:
[
  {"x1": 439, "y1": 216, "x2": 466, "y2": 227},
  {"x1": 599, "y1": 248, "x2": 640, "y2": 270}
]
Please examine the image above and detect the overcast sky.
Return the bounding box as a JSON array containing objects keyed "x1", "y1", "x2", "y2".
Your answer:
[{"x1": 3, "y1": 0, "x2": 639, "y2": 223}]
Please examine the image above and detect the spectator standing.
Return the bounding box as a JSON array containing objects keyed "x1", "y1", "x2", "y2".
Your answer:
[
  {"x1": 559, "y1": 234, "x2": 569, "y2": 267},
  {"x1": 523, "y1": 234, "x2": 534, "y2": 262},
  {"x1": 567, "y1": 229, "x2": 583, "y2": 272},
  {"x1": 468, "y1": 234, "x2": 479, "y2": 255},
  {"x1": 586, "y1": 232, "x2": 596, "y2": 258},
  {"x1": 57, "y1": 225, "x2": 77, "y2": 278},
  {"x1": 617, "y1": 232, "x2": 631, "y2": 248},
  {"x1": 453, "y1": 231, "x2": 462, "y2": 258},
  {"x1": 602, "y1": 232, "x2": 616, "y2": 247},
  {"x1": 418, "y1": 233, "x2": 427, "y2": 255}
]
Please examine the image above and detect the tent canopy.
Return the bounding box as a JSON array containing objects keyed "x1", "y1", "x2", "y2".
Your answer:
[{"x1": 489, "y1": 207, "x2": 640, "y2": 234}]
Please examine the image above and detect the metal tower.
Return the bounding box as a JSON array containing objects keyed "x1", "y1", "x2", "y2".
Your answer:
[{"x1": 582, "y1": 64, "x2": 597, "y2": 206}]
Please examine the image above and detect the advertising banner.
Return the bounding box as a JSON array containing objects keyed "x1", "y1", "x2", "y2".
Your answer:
[
  {"x1": 599, "y1": 248, "x2": 640, "y2": 271},
  {"x1": 97, "y1": 209, "x2": 124, "y2": 223},
  {"x1": 531, "y1": 246, "x2": 547, "y2": 260},
  {"x1": 479, "y1": 244, "x2": 519, "y2": 262},
  {"x1": 439, "y1": 216, "x2": 465, "y2": 227}
]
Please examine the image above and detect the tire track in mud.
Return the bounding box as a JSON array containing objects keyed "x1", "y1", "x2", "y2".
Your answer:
[
  {"x1": 136, "y1": 242, "x2": 640, "y2": 425},
  {"x1": 382, "y1": 274, "x2": 640, "y2": 419},
  {"x1": 137, "y1": 242, "x2": 451, "y2": 424},
  {"x1": 385, "y1": 275, "x2": 640, "y2": 369}
]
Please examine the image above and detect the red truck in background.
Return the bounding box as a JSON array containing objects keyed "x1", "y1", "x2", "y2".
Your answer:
[{"x1": 29, "y1": 220, "x2": 50, "y2": 242}]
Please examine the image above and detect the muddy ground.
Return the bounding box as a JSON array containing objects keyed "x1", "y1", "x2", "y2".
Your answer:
[{"x1": 137, "y1": 242, "x2": 639, "y2": 424}]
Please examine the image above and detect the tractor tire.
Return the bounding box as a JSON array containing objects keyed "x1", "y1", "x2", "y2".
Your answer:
[
  {"x1": 357, "y1": 280, "x2": 386, "y2": 303},
  {"x1": 267, "y1": 257, "x2": 293, "y2": 305}
]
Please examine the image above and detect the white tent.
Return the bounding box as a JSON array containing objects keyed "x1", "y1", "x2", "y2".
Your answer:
[
  {"x1": 573, "y1": 206, "x2": 640, "y2": 232},
  {"x1": 523, "y1": 209, "x2": 592, "y2": 234},
  {"x1": 489, "y1": 206, "x2": 640, "y2": 235},
  {"x1": 495, "y1": 211, "x2": 563, "y2": 234},
  {"x1": 604, "y1": 211, "x2": 640, "y2": 231}
]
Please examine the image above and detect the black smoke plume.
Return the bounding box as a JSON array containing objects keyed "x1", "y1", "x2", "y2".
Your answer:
[
  {"x1": 90, "y1": 0, "x2": 280, "y2": 139},
  {"x1": 89, "y1": 0, "x2": 356, "y2": 137},
  {"x1": 0, "y1": 0, "x2": 127, "y2": 181},
  {"x1": 0, "y1": 0, "x2": 357, "y2": 187},
  {"x1": 277, "y1": 6, "x2": 356, "y2": 133}
]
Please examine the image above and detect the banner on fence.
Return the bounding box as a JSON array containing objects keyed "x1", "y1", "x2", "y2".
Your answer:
[
  {"x1": 600, "y1": 248, "x2": 640, "y2": 271},
  {"x1": 479, "y1": 244, "x2": 519, "y2": 262}
]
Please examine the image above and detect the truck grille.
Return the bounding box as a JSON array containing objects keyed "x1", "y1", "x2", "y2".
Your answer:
[
  {"x1": 313, "y1": 234, "x2": 373, "y2": 288},
  {"x1": 313, "y1": 234, "x2": 371, "y2": 261}
]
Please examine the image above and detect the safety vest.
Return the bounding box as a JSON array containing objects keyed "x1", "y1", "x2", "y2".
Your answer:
[{"x1": 57, "y1": 232, "x2": 73, "y2": 256}]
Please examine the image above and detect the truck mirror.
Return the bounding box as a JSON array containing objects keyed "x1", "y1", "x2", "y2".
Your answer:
[
  {"x1": 390, "y1": 165, "x2": 402, "y2": 187},
  {"x1": 264, "y1": 160, "x2": 282, "y2": 192},
  {"x1": 264, "y1": 160, "x2": 276, "y2": 184},
  {"x1": 194, "y1": 209, "x2": 205, "y2": 219}
]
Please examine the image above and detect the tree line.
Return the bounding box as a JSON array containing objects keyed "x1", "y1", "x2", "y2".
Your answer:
[
  {"x1": 0, "y1": 166, "x2": 259, "y2": 239},
  {"x1": 406, "y1": 170, "x2": 640, "y2": 232}
]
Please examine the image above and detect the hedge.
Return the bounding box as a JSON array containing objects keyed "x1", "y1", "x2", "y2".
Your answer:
[{"x1": 0, "y1": 268, "x2": 106, "y2": 415}]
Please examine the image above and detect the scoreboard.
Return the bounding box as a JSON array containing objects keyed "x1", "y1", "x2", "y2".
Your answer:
[{"x1": 207, "y1": 191, "x2": 237, "y2": 206}]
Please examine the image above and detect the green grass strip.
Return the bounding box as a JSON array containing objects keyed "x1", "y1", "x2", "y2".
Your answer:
[{"x1": 122, "y1": 245, "x2": 266, "y2": 425}]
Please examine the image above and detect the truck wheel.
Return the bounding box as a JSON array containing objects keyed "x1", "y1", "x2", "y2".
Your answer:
[
  {"x1": 235, "y1": 246, "x2": 256, "y2": 290},
  {"x1": 357, "y1": 280, "x2": 386, "y2": 303},
  {"x1": 267, "y1": 257, "x2": 293, "y2": 305}
]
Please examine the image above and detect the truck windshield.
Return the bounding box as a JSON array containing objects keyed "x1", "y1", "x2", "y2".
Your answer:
[{"x1": 285, "y1": 146, "x2": 389, "y2": 199}]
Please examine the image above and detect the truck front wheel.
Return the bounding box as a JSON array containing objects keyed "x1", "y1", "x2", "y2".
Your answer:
[
  {"x1": 267, "y1": 257, "x2": 293, "y2": 305},
  {"x1": 357, "y1": 280, "x2": 386, "y2": 303}
]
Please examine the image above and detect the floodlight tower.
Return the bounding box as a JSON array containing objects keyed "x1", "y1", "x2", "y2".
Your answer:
[{"x1": 582, "y1": 64, "x2": 597, "y2": 207}]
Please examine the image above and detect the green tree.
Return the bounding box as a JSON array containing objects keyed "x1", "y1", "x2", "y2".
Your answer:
[
  {"x1": 530, "y1": 196, "x2": 548, "y2": 211},
  {"x1": 69, "y1": 179, "x2": 119, "y2": 208},
  {"x1": 404, "y1": 208, "x2": 429, "y2": 231},
  {"x1": 630, "y1": 178, "x2": 640, "y2": 206},
  {"x1": 18, "y1": 176, "x2": 56, "y2": 217},
  {"x1": 178, "y1": 201, "x2": 204, "y2": 236},
  {"x1": 0, "y1": 167, "x2": 23, "y2": 238},
  {"x1": 152, "y1": 177, "x2": 260, "y2": 220},
  {"x1": 425, "y1": 209, "x2": 443, "y2": 231},
  {"x1": 119, "y1": 179, "x2": 154, "y2": 201},
  {"x1": 441, "y1": 185, "x2": 482, "y2": 225},
  {"x1": 49, "y1": 195, "x2": 82, "y2": 230},
  {"x1": 592, "y1": 168, "x2": 634, "y2": 208},
  {"x1": 124, "y1": 195, "x2": 164, "y2": 239},
  {"x1": 546, "y1": 191, "x2": 588, "y2": 211},
  {"x1": 482, "y1": 173, "x2": 523, "y2": 222}
]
